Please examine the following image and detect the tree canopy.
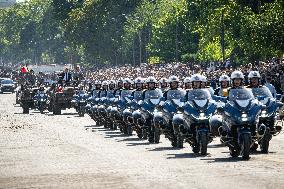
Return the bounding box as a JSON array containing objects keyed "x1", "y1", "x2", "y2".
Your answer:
[{"x1": 0, "y1": 0, "x2": 283, "y2": 66}]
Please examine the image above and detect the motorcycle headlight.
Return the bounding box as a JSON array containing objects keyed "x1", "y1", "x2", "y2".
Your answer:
[
  {"x1": 261, "y1": 110, "x2": 267, "y2": 117},
  {"x1": 241, "y1": 113, "x2": 248, "y2": 122},
  {"x1": 199, "y1": 112, "x2": 206, "y2": 120}
]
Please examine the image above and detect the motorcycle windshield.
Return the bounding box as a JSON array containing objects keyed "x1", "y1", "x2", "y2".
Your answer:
[
  {"x1": 187, "y1": 89, "x2": 211, "y2": 101},
  {"x1": 133, "y1": 91, "x2": 143, "y2": 101},
  {"x1": 144, "y1": 89, "x2": 163, "y2": 100},
  {"x1": 120, "y1": 90, "x2": 133, "y2": 101},
  {"x1": 229, "y1": 88, "x2": 254, "y2": 102},
  {"x1": 167, "y1": 89, "x2": 186, "y2": 100},
  {"x1": 251, "y1": 87, "x2": 273, "y2": 98},
  {"x1": 107, "y1": 90, "x2": 115, "y2": 98}
]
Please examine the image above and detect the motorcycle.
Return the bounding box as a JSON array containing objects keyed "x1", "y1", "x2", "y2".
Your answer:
[
  {"x1": 72, "y1": 92, "x2": 88, "y2": 117},
  {"x1": 218, "y1": 88, "x2": 263, "y2": 160},
  {"x1": 34, "y1": 92, "x2": 49, "y2": 114},
  {"x1": 172, "y1": 89, "x2": 217, "y2": 154},
  {"x1": 250, "y1": 87, "x2": 283, "y2": 153},
  {"x1": 138, "y1": 89, "x2": 163, "y2": 143},
  {"x1": 153, "y1": 89, "x2": 186, "y2": 145}
]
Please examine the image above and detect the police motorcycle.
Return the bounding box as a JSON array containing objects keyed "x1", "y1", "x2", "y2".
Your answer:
[
  {"x1": 135, "y1": 77, "x2": 163, "y2": 143},
  {"x1": 114, "y1": 79, "x2": 134, "y2": 134},
  {"x1": 100, "y1": 80, "x2": 116, "y2": 129},
  {"x1": 172, "y1": 74, "x2": 217, "y2": 154},
  {"x1": 247, "y1": 71, "x2": 283, "y2": 153},
  {"x1": 86, "y1": 81, "x2": 102, "y2": 122},
  {"x1": 153, "y1": 76, "x2": 186, "y2": 144},
  {"x1": 217, "y1": 71, "x2": 264, "y2": 160},
  {"x1": 96, "y1": 81, "x2": 110, "y2": 126},
  {"x1": 33, "y1": 85, "x2": 49, "y2": 114},
  {"x1": 109, "y1": 79, "x2": 124, "y2": 130},
  {"x1": 72, "y1": 85, "x2": 88, "y2": 117},
  {"x1": 122, "y1": 77, "x2": 144, "y2": 136}
]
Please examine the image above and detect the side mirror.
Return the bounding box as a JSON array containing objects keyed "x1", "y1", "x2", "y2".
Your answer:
[
  {"x1": 276, "y1": 94, "x2": 282, "y2": 101},
  {"x1": 277, "y1": 102, "x2": 284, "y2": 108},
  {"x1": 176, "y1": 106, "x2": 184, "y2": 112},
  {"x1": 257, "y1": 96, "x2": 265, "y2": 101},
  {"x1": 219, "y1": 97, "x2": 227, "y2": 103}
]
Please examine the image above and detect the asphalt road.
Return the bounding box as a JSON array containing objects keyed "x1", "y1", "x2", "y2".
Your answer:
[{"x1": 0, "y1": 93, "x2": 283, "y2": 189}]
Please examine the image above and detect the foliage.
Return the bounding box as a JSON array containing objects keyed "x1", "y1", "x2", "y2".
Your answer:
[{"x1": 0, "y1": 0, "x2": 283, "y2": 65}]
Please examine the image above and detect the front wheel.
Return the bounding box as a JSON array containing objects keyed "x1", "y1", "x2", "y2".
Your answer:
[
  {"x1": 260, "y1": 128, "x2": 271, "y2": 153},
  {"x1": 199, "y1": 132, "x2": 208, "y2": 155},
  {"x1": 154, "y1": 127, "x2": 161, "y2": 144},
  {"x1": 240, "y1": 133, "x2": 251, "y2": 160}
]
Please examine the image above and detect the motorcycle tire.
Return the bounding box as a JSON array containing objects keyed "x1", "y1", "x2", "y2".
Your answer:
[
  {"x1": 154, "y1": 127, "x2": 160, "y2": 144},
  {"x1": 260, "y1": 128, "x2": 271, "y2": 153},
  {"x1": 176, "y1": 134, "x2": 183, "y2": 148},
  {"x1": 199, "y1": 132, "x2": 208, "y2": 155},
  {"x1": 23, "y1": 106, "x2": 29, "y2": 114},
  {"x1": 171, "y1": 134, "x2": 178, "y2": 148},
  {"x1": 192, "y1": 144, "x2": 200, "y2": 153},
  {"x1": 229, "y1": 147, "x2": 240, "y2": 157},
  {"x1": 127, "y1": 124, "x2": 133, "y2": 136},
  {"x1": 137, "y1": 129, "x2": 143, "y2": 139},
  {"x1": 241, "y1": 133, "x2": 251, "y2": 160},
  {"x1": 40, "y1": 108, "x2": 44, "y2": 114},
  {"x1": 142, "y1": 129, "x2": 148, "y2": 140}
]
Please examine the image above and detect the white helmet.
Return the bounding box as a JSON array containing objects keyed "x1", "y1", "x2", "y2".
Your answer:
[
  {"x1": 183, "y1": 77, "x2": 191, "y2": 84},
  {"x1": 135, "y1": 77, "x2": 144, "y2": 84},
  {"x1": 200, "y1": 75, "x2": 207, "y2": 83},
  {"x1": 123, "y1": 78, "x2": 133, "y2": 84},
  {"x1": 94, "y1": 80, "x2": 102, "y2": 85},
  {"x1": 231, "y1": 70, "x2": 244, "y2": 80},
  {"x1": 159, "y1": 77, "x2": 168, "y2": 84},
  {"x1": 168, "y1": 75, "x2": 179, "y2": 83},
  {"x1": 102, "y1": 81, "x2": 108, "y2": 86},
  {"x1": 219, "y1": 75, "x2": 231, "y2": 82},
  {"x1": 248, "y1": 71, "x2": 261, "y2": 79},
  {"x1": 109, "y1": 80, "x2": 116, "y2": 85},
  {"x1": 146, "y1": 76, "x2": 157, "y2": 83},
  {"x1": 190, "y1": 74, "x2": 203, "y2": 82}
]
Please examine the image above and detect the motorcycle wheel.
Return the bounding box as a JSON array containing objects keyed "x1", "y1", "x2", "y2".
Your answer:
[
  {"x1": 142, "y1": 128, "x2": 148, "y2": 140},
  {"x1": 229, "y1": 147, "x2": 240, "y2": 157},
  {"x1": 23, "y1": 106, "x2": 29, "y2": 114},
  {"x1": 78, "y1": 110, "x2": 84, "y2": 117},
  {"x1": 40, "y1": 108, "x2": 44, "y2": 114},
  {"x1": 127, "y1": 124, "x2": 133, "y2": 136},
  {"x1": 136, "y1": 128, "x2": 143, "y2": 139},
  {"x1": 171, "y1": 134, "x2": 178, "y2": 148},
  {"x1": 241, "y1": 133, "x2": 251, "y2": 160},
  {"x1": 200, "y1": 132, "x2": 208, "y2": 155},
  {"x1": 154, "y1": 127, "x2": 160, "y2": 144},
  {"x1": 176, "y1": 134, "x2": 183, "y2": 148},
  {"x1": 260, "y1": 128, "x2": 271, "y2": 153},
  {"x1": 192, "y1": 144, "x2": 200, "y2": 153}
]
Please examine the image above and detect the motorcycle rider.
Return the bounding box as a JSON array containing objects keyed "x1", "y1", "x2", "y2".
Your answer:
[
  {"x1": 214, "y1": 75, "x2": 231, "y2": 97},
  {"x1": 230, "y1": 70, "x2": 244, "y2": 89},
  {"x1": 159, "y1": 78, "x2": 168, "y2": 92},
  {"x1": 247, "y1": 71, "x2": 262, "y2": 88},
  {"x1": 183, "y1": 77, "x2": 192, "y2": 90}
]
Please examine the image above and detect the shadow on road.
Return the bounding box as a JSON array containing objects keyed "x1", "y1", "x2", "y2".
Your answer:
[
  {"x1": 166, "y1": 153, "x2": 204, "y2": 159},
  {"x1": 117, "y1": 137, "x2": 142, "y2": 142},
  {"x1": 148, "y1": 147, "x2": 179, "y2": 152},
  {"x1": 200, "y1": 157, "x2": 242, "y2": 163},
  {"x1": 126, "y1": 142, "x2": 151, "y2": 146}
]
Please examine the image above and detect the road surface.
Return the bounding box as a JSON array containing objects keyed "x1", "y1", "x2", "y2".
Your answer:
[{"x1": 0, "y1": 93, "x2": 283, "y2": 189}]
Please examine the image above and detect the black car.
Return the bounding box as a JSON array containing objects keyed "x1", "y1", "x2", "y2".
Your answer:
[{"x1": 0, "y1": 79, "x2": 15, "y2": 93}]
